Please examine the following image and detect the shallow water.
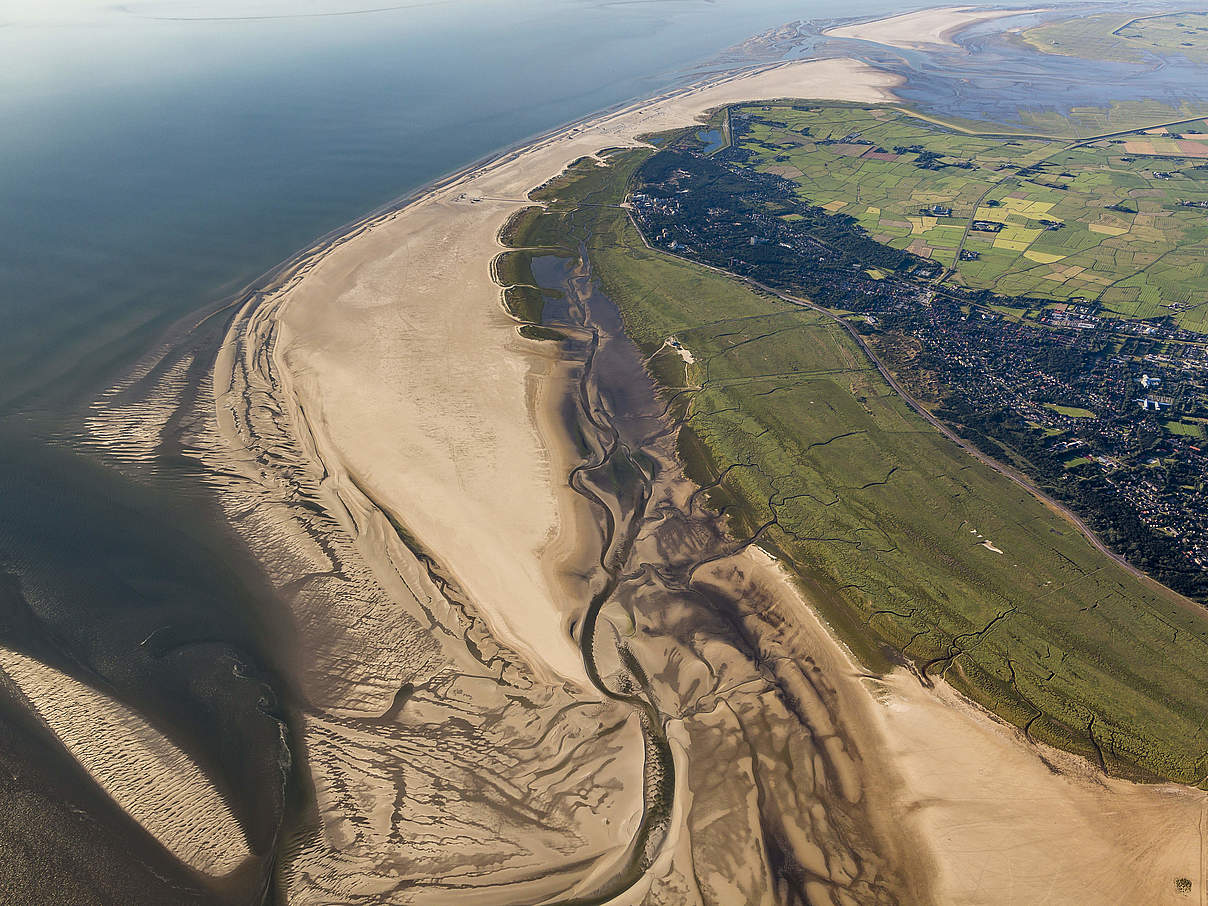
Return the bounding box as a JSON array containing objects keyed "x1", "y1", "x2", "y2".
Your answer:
[{"x1": 1, "y1": 0, "x2": 931, "y2": 418}]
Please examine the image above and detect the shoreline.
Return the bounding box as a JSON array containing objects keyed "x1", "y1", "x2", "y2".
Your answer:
[
  {"x1": 216, "y1": 56, "x2": 902, "y2": 688},
  {"x1": 208, "y1": 55, "x2": 904, "y2": 902}
]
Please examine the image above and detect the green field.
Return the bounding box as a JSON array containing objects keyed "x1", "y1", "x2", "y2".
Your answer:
[
  {"x1": 502, "y1": 147, "x2": 1208, "y2": 784},
  {"x1": 1024, "y1": 11, "x2": 1208, "y2": 65},
  {"x1": 1045, "y1": 403, "x2": 1097, "y2": 419},
  {"x1": 1010, "y1": 100, "x2": 1208, "y2": 139},
  {"x1": 734, "y1": 104, "x2": 1208, "y2": 331},
  {"x1": 1166, "y1": 419, "x2": 1207, "y2": 439}
]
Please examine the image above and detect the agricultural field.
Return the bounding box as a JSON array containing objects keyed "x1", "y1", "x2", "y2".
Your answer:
[
  {"x1": 508, "y1": 147, "x2": 1208, "y2": 784},
  {"x1": 734, "y1": 104, "x2": 1208, "y2": 331},
  {"x1": 1023, "y1": 10, "x2": 1208, "y2": 65}
]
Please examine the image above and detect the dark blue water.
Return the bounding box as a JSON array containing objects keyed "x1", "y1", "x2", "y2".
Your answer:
[
  {"x1": 2, "y1": 0, "x2": 939, "y2": 415},
  {"x1": 696, "y1": 127, "x2": 725, "y2": 153}
]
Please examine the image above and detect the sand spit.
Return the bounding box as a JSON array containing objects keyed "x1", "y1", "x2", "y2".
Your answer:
[
  {"x1": 265, "y1": 57, "x2": 899, "y2": 689},
  {"x1": 824, "y1": 6, "x2": 1047, "y2": 51},
  {"x1": 202, "y1": 57, "x2": 902, "y2": 903},
  {"x1": 212, "y1": 278, "x2": 645, "y2": 902},
  {"x1": 0, "y1": 646, "x2": 251, "y2": 876}
]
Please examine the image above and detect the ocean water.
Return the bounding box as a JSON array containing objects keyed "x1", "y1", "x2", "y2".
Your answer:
[{"x1": 1, "y1": 0, "x2": 942, "y2": 416}]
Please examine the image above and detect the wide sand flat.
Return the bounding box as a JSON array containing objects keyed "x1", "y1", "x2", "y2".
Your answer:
[
  {"x1": 272, "y1": 58, "x2": 899, "y2": 689},
  {"x1": 755, "y1": 549, "x2": 1207, "y2": 906},
  {"x1": 825, "y1": 6, "x2": 1046, "y2": 50},
  {"x1": 875, "y1": 671, "x2": 1206, "y2": 904},
  {"x1": 0, "y1": 647, "x2": 250, "y2": 876},
  {"x1": 199, "y1": 58, "x2": 903, "y2": 901}
]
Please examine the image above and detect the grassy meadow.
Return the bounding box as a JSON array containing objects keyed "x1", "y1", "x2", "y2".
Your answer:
[
  {"x1": 735, "y1": 104, "x2": 1208, "y2": 331},
  {"x1": 1023, "y1": 11, "x2": 1208, "y2": 65}
]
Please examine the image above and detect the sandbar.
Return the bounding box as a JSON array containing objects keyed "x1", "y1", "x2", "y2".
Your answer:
[
  {"x1": 825, "y1": 6, "x2": 1047, "y2": 50},
  {"x1": 263, "y1": 57, "x2": 900, "y2": 689}
]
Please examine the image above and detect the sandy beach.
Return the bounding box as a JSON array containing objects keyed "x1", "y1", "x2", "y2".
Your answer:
[
  {"x1": 204, "y1": 22, "x2": 1208, "y2": 905},
  {"x1": 209, "y1": 56, "x2": 905, "y2": 902},
  {"x1": 825, "y1": 6, "x2": 1046, "y2": 50},
  {"x1": 874, "y1": 671, "x2": 1207, "y2": 905},
  {"x1": 757, "y1": 546, "x2": 1208, "y2": 903}
]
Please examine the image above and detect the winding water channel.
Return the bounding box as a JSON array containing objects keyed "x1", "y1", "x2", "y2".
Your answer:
[{"x1": 536, "y1": 252, "x2": 917, "y2": 901}]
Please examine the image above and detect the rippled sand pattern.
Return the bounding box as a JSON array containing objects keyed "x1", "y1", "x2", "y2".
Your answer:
[{"x1": 0, "y1": 646, "x2": 251, "y2": 876}]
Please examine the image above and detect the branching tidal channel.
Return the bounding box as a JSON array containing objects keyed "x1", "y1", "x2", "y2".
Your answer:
[{"x1": 536, "y1": 249, "x2": 911, "y2": 904}]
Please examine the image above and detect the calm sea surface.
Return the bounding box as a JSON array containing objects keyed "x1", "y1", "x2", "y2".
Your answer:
[{"x1": 1, "y1": 0, "x2": 939, "y2": 414}]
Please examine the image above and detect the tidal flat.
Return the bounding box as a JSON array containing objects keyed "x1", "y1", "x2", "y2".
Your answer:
[{"x1": 202, "y1": 58, "x2": 904, "y2": 903}]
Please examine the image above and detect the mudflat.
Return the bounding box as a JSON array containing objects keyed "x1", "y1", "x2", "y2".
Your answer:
[{"x1": 266, "y1": 58, "x2": 900, "y2": 689}]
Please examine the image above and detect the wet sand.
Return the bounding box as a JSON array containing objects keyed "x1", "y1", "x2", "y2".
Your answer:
[
  {"x1": 0, "y1": 646, "x2": 250, "y2": 876},
  {"x1": 260, "y1": 57, "x2": 899, "y2": 690},
  {"x1": 824, "y1": 6, "x2": 1047, "y2": 50}
]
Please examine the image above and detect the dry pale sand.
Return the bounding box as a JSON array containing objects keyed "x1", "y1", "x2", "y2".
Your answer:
[
  {"x1": 873, "y1": 671, "x2": 1207, "y2": 905},
  {"x1": 825, "y1": 6, "x2": 1046, "y2": 50},
  {"x1": 269, "y1": 58, "x2": 900, "y2": 690},
  {"x1": 760, "y1": 556, "x2": 1208, "y2": 903}
]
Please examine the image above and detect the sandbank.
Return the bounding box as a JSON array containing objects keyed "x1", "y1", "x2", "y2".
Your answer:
[
  {"x1": 0, "y1": 646, "x2": 250, "y2": 876},
  {"x1": 825, "y1": 6, "x2": 1047, "y2": 50},
  {"x1": 262, "y1": 57, "x2": 900, "y2": 689}
]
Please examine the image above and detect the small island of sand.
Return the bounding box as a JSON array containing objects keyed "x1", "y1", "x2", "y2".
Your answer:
[{"x1": 824, "y1": 5, "x2": 1047, "y2": 50}]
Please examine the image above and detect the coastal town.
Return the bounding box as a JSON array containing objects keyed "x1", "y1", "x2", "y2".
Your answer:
[{"x1": 629, "y1": 129, "x2": 1208, "y2": 601}]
